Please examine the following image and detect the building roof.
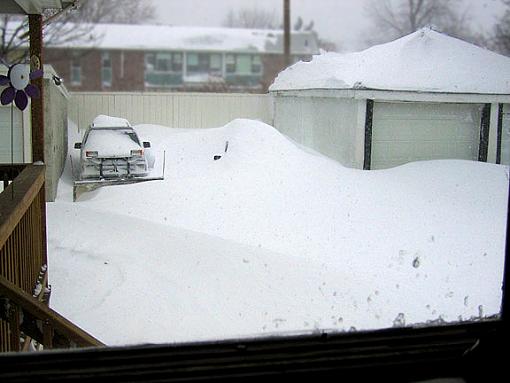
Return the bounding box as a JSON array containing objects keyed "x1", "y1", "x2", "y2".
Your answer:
[
  {"x1": 45, "y1": 23, "x2": 319, "y2": 55},
  {"x1": 270, "y1": 27, "x2": 510, "y2": 95}
]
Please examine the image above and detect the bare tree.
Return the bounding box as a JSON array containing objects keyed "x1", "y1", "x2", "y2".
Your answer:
[
  {"x1": 1, "y1": 0, "x2": 156, "y2": 64},
  {"x1": 222, "y1": 7, "x2": 279, "y2": 29},
  {"x1": 362, "y1": 0, "x2": 485, "y2": 47},
  {"x1": 63, "y1": 0, "x2": 156, "y2": 25},
  {"x1": 223, "y1": 7, "x2": 336, "y2": 51},
  {"x1": 292, "y1": 16, "x2": 336, "y2": 51},
  {"x1": 492, "y1": 0, "x2": 510, "y2": 55}
]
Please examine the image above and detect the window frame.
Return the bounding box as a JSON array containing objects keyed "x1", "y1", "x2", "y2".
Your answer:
[
  {"x1": 0, "y1": 320, "x2": 506, "y2": 380},
  {"x1": 251, "y1": 55, "x2": 262, "y2": 74},
  {"x1": 70, "y1": 57, "x2": 82, "y2": 86},
  {"x1": 224, "y1": 54, "x2": 263, "y2": 75},
  {"x1": 101, "y1": 51, "x2": 112, "y2": 88},
  {"x1": 186, "y1": 52, "x2": 222, "y2": 75},
  {"x1": 145, "y1": 52, "x2": 183, "y2": 74}
]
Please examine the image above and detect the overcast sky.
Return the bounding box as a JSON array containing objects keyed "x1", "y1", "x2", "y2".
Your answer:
[{"x1": 151, "y1": 0, "x2": 506, "y2": 51}]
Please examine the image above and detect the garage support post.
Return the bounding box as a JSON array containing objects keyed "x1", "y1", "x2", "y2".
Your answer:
[
  {"x1": 497, "y1": 104, "x2": 503, "y2": 165},
  {"x1": 363, "y1": 99, "x2": 374, "y2": 170},
  {"x1": 478, "y1": 103, "x2": 491, "y2": 162}
]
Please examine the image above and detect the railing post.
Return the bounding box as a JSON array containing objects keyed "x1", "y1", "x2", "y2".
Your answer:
[
  {"x1": 43, "y1": 320, "x2": 53, "y2": 349},
  {"x1": 29, "y1": 14, "x2": 45, "y2": 164},
  {"x1": 8, "y1": 303, "x2": 20, "y2": 352}
]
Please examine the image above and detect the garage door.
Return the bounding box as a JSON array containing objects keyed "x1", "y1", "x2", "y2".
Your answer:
[
  {"x1": 0, "y1": 105, "x2": 25, "y2": 163},
  {"x1": 371, "y1": 102, "x2": 481, "y2": 169}
]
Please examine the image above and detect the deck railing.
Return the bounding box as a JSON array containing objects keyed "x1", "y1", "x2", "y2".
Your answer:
[
  {"x1": 0, "y1": 165, "x2": 46, "y2": 297},
  {"x1": 0, "y1": 164, "x2": 103, "y2": 351}
]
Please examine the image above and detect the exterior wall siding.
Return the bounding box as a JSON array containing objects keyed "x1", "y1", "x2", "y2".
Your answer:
[
  {"x1": 273, "y1": 96, "x2": 360, "y2": 168},
  {"x1": 0, "y1": 106, "x2": 25, "y2": 163},
  {"x1": 68, "y1": 92, "x2": 273, "y2": 131},
  {"x1": 43, "y1": 76, "x2": 68, "y2": 202}
]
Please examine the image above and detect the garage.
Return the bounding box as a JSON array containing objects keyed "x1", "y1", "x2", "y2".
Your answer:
[{"x1": 270, "y1": 28, "x2": 510, "y2": 170}]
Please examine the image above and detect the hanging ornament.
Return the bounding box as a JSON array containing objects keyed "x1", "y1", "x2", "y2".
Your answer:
[{"x1": 0, "y1": 63, "x2": 43, "y2": 111}]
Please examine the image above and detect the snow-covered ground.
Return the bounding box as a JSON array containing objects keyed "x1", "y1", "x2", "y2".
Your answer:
[{"x1": 47, "y1": 119, "x2": 509, "y2": 346}]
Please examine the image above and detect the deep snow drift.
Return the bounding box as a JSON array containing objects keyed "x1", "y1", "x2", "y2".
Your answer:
[{"x1": 47, "y1": 119, "x2": 508, "y2": 346}]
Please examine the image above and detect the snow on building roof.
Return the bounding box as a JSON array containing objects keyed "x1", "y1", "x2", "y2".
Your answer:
[
  {"x1": 45, "y1": 23, "x2": 319, "y2": 55},
  {"x1": 270, "y1": 27, "x2": 510, "y2": 94}
]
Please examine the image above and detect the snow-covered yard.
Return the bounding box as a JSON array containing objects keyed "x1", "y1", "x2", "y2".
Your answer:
[{"x1": 47, "y1": 119, "x2": 508, "y2": 346}]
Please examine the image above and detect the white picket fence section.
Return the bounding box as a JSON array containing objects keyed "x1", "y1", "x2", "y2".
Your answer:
[{"x1": 68, "y1": 92, "x2": 273, "y2": 131}]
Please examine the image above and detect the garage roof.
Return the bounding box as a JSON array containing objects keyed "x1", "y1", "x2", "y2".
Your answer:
[{"x1": 270, "y1": 27, "x2": 510, "y2": 95}]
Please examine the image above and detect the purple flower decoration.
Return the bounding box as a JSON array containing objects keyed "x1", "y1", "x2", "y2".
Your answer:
[{"x1": 0, "y1": 64, "x2": 43, "y2": 111}]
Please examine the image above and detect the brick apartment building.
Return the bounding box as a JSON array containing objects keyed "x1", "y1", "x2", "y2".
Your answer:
[{"x1": 44, "y1": 23, "x2": 320, "y2": 93}]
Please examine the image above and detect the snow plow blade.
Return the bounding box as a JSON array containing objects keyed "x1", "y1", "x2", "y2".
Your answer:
[
  {"x1": 73, "y1": 176, "x2": 164, "y2": 202},
  {"x1": 71, "y1": 150, "x2": 165, "y2": 202}
]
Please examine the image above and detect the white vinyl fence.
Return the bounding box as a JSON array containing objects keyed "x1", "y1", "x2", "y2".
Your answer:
[{"x1": 69, "y1": 92, "x2": 273, "y2": 131}]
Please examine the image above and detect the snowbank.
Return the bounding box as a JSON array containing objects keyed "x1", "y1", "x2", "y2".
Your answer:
[
  {"x1": 47, "y1": 118, "x2": 509, "y2": 346},
  {"x1": 270, "y1": 28, "x2": 510, "y2": 93}
]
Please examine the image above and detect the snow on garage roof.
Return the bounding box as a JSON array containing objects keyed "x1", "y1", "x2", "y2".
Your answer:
[
  {"x1": 270, "y1": 27, "x2": 510, "y2": 94},
  {"x1": 45, "y1": 23, "x2": 318, "y2": 55}
]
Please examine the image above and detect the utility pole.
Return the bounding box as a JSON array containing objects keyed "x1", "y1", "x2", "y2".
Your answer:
[{"x1": 283, "y1": 0, "x2": 291, "y2": 68}]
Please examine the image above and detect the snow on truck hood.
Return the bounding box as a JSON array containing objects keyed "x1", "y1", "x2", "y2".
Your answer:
[
  {"x1": 270, "y1": 27, "x2": 510, "y2": 94},
  {"x1": 48, "y1": 118, "x2": 509, "y2": 345}
]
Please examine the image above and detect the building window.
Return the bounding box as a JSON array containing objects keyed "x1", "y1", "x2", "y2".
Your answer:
[
  {"x1": 235, "y1": 54, "x2": 252, "y2": 75},
  {"x1": 145, "y1": 52, "x2": 182, "y2": 73},
  {"x1": 226, "y1": 54, "x2": 235, "y2": 73},
  {"x1": 210, "y1": 54, "x2": 222, "y2": 74},
  {"x1": 186, "y1": 52, "x2": 199, "y2": 73},
  {"x1": 120, "y1": 52, "x2": 125, "y2": 79},
  {"x1": 70, "y1": 58, "x2": 81, "y2": 86},
  {"x1": 186, "y1": 53, "x2": 222, "y2": 75},
  {"x1": 156, "y1": 52, "x2": 172, "y2": 71},
  {"x1": 172, "y1": 53, "x2": 182, "y2": 72},
  {"x1": 101, "y1": 52, "x2": 112, "y2": 87},
  {"x1": 251, "y1": 55, "x2": 262, "y2": 74},
  {"x1": 144, "y1": 52, "x2": 183, "y2": 87},
  {"x1": 225, "y1": 54, "x2": 262, "y2": 75}
]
